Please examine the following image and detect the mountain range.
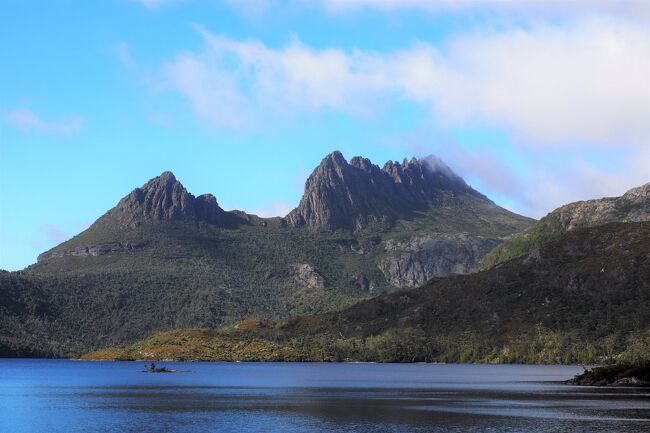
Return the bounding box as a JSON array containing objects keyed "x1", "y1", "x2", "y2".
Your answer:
[{"x1": 1, "y1": 152, "x2": 533, "y2": 357}]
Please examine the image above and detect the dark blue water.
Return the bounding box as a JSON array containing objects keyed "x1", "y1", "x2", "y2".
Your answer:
[{"x1": 0, "y1": 360, "x2": 647, "y2": 432}]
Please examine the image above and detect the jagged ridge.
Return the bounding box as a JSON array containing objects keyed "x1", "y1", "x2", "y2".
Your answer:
[{"x1": 286, "y1": 151, "x2": 489, "y2": 231}]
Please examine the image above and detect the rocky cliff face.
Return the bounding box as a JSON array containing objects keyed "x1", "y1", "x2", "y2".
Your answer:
[
  {"x1": 37, "y1": 241, "x2": 142, "y2": 262},
  {"x1": 286, "y1": 151, "x2": 488, "y2": 231},
  {"x1": 378, "y1": 234, "x2": 500, "y2": 288}
]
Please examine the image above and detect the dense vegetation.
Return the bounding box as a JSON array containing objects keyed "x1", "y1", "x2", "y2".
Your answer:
[
  {"x1": 0, "y1": 195, "x2": 530, "y2": 358},
  {"x1": 479, "y1": 213, "x2": 566, "y2": 269},
  {"x1": 85, "y1": 222, "x2": 650, "y2": 365}
]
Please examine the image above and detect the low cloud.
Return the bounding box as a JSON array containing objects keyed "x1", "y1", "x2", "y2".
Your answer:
[
  {"x1": 251, "y1": 201, "x2": 294, "y2": 218},
  {"x1": 518, "y1": 150, "x2": 650, "y2": 218},
  {"x1": 393, "y1": 131, "x2": 648, "y2": 218},
  {"x1": 440, "y1": 146, "x2": 647, "y2": 218},
  {"x1": 4, "y1": 108, "x2": 84, "y2": 135}
]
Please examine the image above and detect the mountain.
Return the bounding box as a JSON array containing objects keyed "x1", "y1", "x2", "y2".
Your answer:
[
  {"x1": 37, "y1": 171, "x2": 250, "y2": 262},
  {"x1": 480, "y1": 183, "x2": 650, "y2": 269},
  {"x1": 85, "y1": 221, "x2": 650, "y2": 364},
  {"x1": 0, "y1": 151, "x2": 532, "y2": 357},
  {"x1": 286, "y1": 151, "x2": 487, "y2": 231}
]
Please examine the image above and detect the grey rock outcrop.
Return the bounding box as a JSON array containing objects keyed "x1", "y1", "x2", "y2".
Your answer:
[
  {"x1": 552, "y1": 182, "x2": 649, "y2": 230},
  {"x1": 37, "y1": 242, "x2": 141, "y2": 262},
  {"x1": 378, "y1": 234, "x2": 500, "y2": 288},
  {"x1": 291, "y1": 263, "x2": 326, "y2": 289}
]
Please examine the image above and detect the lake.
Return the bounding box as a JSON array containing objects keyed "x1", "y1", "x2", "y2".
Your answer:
[{"x1": 0, "y1": 360, "x2": 647, "y2": 432}]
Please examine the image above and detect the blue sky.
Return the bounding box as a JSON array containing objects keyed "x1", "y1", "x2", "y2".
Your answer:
[{"x1": 1, "y1": 0, "x2": 649, "y2": 271}]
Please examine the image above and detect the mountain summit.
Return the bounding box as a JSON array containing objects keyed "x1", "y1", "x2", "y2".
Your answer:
[
  {"x1": 287, "y1": 151, "x2": 488, "y2": 231},
  {"x1": 108, "y1": 171, "x2": 231, "y2": 228}
]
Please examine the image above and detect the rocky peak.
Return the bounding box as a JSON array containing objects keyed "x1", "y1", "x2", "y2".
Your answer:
[
  {"x1": 325, "y1": 150, "x2": 346, "y2": 166},
  {"x1": 285, "y1": 152, "x2": 382, "y2": 230},
  {"x1": 554, "y1": 182, "x2": 650, "y2": 229},
  {"x1": 108, "y1": 171, "x2": 229, "y2": 228},
  {"x1": 286, "y1": 151, "x2": 490, "y2": 231},
  {"x1": 349, "y1": 156, "x2": 377, "y2": 173},
  {"x1": 620, "y1": 182, "x2": 649, "y2": 209}
]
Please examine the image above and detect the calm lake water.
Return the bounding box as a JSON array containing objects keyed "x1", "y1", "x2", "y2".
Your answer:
[{"x1": 0, "y1": 360, "x2": 648, "y2": 432}]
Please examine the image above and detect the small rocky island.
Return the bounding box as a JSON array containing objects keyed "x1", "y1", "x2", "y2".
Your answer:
[
  {"x1": 567, "y1": 364, "x2": 650, "y2": 387},
  {"x1": 142, "y1": 362, "x2": 175, "y2": 373}
]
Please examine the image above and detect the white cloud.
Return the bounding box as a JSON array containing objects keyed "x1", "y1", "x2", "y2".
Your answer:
[
  {"x1": 415, "y1": 20, "x2": 650, "y2": 147},
  {"x1": 160, "y1": 18, "x2": 650, "y2": 147},
  {"x1": 4, "y1": 108, "x2": 84, "y2": 135},
  {"x1": 323, "y1": 0, "x2": 650, "y2": 19},
  {"x1": 162, "y1": 26, "x2": 390, "y2": 128}
]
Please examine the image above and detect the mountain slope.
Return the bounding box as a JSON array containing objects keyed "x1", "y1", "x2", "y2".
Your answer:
[
  {"x1": 86, "y1": 222, "x2": 650, "y2": 364},
  {"x1": 0, "y1": 152, "x2": 532, "y2": 357},
  {"x1": 480, "y1": 183, "x2": 649, "y2": 269}
]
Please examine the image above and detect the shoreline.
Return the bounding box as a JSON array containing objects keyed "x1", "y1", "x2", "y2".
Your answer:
[{"x1": 565, "y1": 364, "x2": 650, "y2": 387}]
